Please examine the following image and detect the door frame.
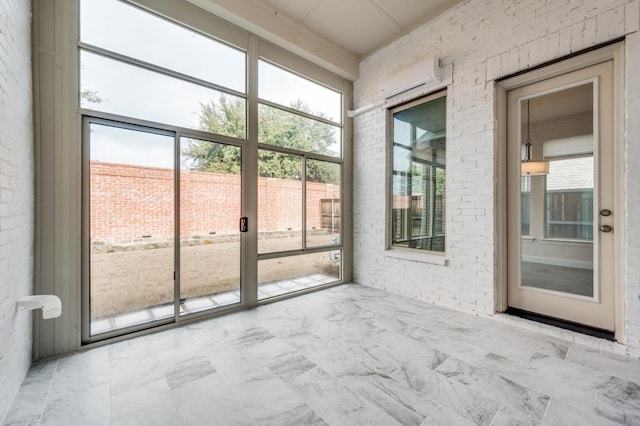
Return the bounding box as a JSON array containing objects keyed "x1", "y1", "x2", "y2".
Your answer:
[{"x1": 496, "y1": 42, "x2": 625, "y2": 342}]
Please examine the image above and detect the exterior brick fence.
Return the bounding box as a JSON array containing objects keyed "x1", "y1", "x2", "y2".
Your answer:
[{"x1": 90, "y1": 162, "x2": 340, "y2": 242}]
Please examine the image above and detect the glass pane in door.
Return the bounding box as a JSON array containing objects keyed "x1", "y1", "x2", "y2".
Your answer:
[
  {"x1": 519, "y1": 84, "x2": 594, "y2": 297},
  {"x1": 180, "y1": 138, "x2": 242, "y2": 315},
  {"x1": 89, "y1": 123, "x2": 175, "y2": 335}
]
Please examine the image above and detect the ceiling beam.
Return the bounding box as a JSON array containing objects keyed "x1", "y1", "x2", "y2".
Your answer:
[{"x1": 186, "y1": 0, "x2": 360, "y2": 81}]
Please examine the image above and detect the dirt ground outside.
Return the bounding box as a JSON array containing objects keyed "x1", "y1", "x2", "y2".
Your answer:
[{"x1": 90, "y1": 235, "x2": 340, "y2": 319}]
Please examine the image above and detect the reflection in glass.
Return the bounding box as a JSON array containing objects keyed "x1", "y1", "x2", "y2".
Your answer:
[
  {"x1": 519, "y1": 84, "x2": 594, "y2": 297},
  {"x1": 258, "y1": 103, "x2": 340, "y2": 157},
  {"x1": 179, "y1": 139, "x2": 241, "y2": 315},
  {"x1": 521, "y1": 176, "x2": 531, "y2": 236},
  {"x1": 545, "y1": 157, "x2": 594, "y2": 240},
  {"x1": 80, "y1": 50, "x2": 246, "y2": 137},
  {"x1": 258, "y1": 150, "x2": 302, "y2": 254},
  {"x1": 259, "y1": 60, "x2": 341, "y2": 123},
  {"x1": 80, "y1": 0, "x2": 245, "y2": 92},
  {"x1": 391, "y1": 95, "x2": 446, "y2": 252},
  {"x1": 89, "y1": 123, "x2": 174, "y2": 335},
  {"x1": 306, "y1": 160, "x2": 341, "y2": 248},
  {"x1": 258, "y1": 251, "x2": 341, "y2": 300}
]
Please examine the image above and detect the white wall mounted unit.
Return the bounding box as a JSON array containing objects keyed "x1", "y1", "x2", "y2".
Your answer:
[
  {"x1": 379, "y1": 57, "x2": 442, "y2": 99},
  {"x1": 17, "y1": 295, "x2": 62, "y2": 319}
]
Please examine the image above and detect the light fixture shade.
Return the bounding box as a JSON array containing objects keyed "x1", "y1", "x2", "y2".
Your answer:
[{"x1": 521, "y1": 160, "x2": 549, "y2": 176}]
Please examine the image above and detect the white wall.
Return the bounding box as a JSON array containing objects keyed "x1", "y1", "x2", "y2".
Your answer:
[
  {"x1": 353, "y1": 0, "x2": 640, "y2": 353},
  {"x1": 0, "y1": 0, "x2": 34, "y2": 421}
]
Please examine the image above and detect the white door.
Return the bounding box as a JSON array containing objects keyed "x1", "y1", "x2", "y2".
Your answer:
[{"x1": 507, "y1": 60, "x2": 615, "y2": 331}]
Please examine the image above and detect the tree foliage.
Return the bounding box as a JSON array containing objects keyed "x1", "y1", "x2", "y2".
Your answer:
[
  {"x1": 81, "y1": 89, "x2": 104, "y2": 104},
  {"x1": 182, "y1": 95, "x2": 339, "y2": 184}
]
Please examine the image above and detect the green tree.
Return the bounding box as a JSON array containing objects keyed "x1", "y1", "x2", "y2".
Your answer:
[{"x1": 183, "y1": 95, "x2": 339, "y2": 184}]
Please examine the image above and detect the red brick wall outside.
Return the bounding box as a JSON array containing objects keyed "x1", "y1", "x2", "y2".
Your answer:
[{"x1": 90, "y1": 162, "x2": 340, "y2": 241}]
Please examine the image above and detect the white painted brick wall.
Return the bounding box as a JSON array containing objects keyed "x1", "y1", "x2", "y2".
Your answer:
[
  {"x1": 353, "y1": 0, "x2": 640, "y2": 353},
  {"x1": 0, "y1": 0, "x2": 33, "y2": 422},
  {"x1": 624, "y1": 31, "x2": 640, "y2": 352}
]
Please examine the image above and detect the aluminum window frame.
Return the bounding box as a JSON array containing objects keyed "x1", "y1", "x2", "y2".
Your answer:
[
  {"x1": 387, "y1": 90, "x2": 447, "y2": 256},
  {"x1": 76, "y1": 0, "x2": 351, "y2": 344}
]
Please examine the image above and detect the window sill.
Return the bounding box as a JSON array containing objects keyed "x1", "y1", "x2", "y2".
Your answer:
[{"x1": 385, "y1": 248, "x2": 448, "y2": 266}]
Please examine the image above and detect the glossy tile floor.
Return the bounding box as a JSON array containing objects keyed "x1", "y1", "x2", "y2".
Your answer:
[{"x1": 5, "y1": 284, "x2": 640, "y2": 425}]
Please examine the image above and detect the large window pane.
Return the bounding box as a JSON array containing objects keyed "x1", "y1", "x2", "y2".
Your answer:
[
  {"x1": 306, "y1": 160, "x2": 341, "y2": 248},
  {"x1": 259, "y1": 60, "x2": 341, "y2": 123},
  {"x1": 80, "y1": 0, "x2": 245, "y2": 92},
  {"x1": 519, "y1": 84, "x2": 594, "y2": 298},
  {"x1": 81, "y1": 50, "x2": 246, "y2": 137},
  {"x1": 258, "y1": 104, "x2": 340, "y2": 157},
  {"x1": 258, "y1": 150, "x2": 302, "y2": 253},
  {"x1": 180, "y1": 138, "x2": 241, "y2": 315},
  {"x1": 258, "y1": 251, "x2": 341, "y2": 300},
  {"x1": 391, "y1": 95, "x2": 446, "y2": 252},
  {"x1": 89, "y1": 123, "x2": 174, "y2": 335}
]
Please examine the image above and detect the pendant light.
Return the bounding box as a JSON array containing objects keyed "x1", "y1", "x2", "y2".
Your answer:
[{"x1": 521, "y1": 99, "x2": 549, "y2": 176}]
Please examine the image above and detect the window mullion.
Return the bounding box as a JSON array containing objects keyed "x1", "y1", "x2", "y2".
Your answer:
[{"x1": 243, "y1": 35, "x2": 259, "y2": 307}]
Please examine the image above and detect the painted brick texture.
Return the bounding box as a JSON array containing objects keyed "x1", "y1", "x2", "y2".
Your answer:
[
  {"x1": 0, "y1": 0, "x2": 33, "y2": 422},
  {"x1": 353, "y1": 0, "x2": 640, "y2": 353},
  {"x1": 624, "y1": 32, "x2": 640, "y2": 351},
  {"x1": 90, "y1": 162, "x2": 340, "y2": 241}
]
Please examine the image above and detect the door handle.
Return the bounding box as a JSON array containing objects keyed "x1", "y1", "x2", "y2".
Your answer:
[
  {"x1": 599, "y1": 224, "x2": 612, "y2": 233},
  {"x1": 239, "y1": 217, "x2": 248, "y2": 233}
]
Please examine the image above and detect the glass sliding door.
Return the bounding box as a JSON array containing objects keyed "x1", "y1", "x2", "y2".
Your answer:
[
  {"x1": 179, "y1": 138, "x2": 242, "y2": 314},
  {"x1": 87, "y1": 121, "x2": 175, "y2": 335}
]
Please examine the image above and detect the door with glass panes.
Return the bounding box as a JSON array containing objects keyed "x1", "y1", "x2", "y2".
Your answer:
[
  {"x1": 84, "y1": 119, "x2": 243, "y2": 338},
  {"x1": 506, "y1": 60, "x2": 615, "y2": 331}
]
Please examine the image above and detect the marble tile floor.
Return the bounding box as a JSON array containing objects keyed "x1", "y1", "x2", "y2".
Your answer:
[
  {"x1": 5, "y1": 283, "x2": 640, "y2": 425},
  {"x1": 91, "y1": 273, "x2": 338, "y2": 335}
]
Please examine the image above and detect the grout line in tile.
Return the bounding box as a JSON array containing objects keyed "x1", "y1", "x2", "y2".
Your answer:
[
  {"x1": 37, "y1": 359, "x2": 59, "y2": 426},
  {"x1": 488, "y1": 403, "x2": 503, "y2": 425},
  {"x1": 541, "y1": 396, "x2": 552, "y2": 423},
  {"x1": 564, "y1": 344, "x2": 572, "y2": 361}
]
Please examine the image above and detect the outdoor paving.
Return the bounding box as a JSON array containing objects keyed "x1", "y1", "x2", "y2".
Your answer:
[{"x1": 90, "y1": 273, "x2": 338, "y2": 335}]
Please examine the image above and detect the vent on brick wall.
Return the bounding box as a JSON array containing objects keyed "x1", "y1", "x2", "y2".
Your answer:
[{"x1": 379, "y1": 57, "x2": 442, "y2": 99}]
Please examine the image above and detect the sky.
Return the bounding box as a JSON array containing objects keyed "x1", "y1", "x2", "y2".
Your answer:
[{"x1": 81, "y1": 0, "x2": 342, "y2": 168}]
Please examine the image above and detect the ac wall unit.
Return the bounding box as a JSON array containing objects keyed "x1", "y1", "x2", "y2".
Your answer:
[{"x1": 379, "y1": 57, "x2": 442, "y2": 99}]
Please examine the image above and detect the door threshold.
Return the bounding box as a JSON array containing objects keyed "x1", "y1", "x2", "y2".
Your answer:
[{"x1": 505, "y1": 307, "x2": 615, "y2": 341}]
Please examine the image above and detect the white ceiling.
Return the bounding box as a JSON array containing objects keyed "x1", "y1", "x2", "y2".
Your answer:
[
  {"x1": 265, "y1": 0, "x2": 463, "y2": 58},
  {"x1": 188, "y1": 0, "x2": 464, "y2": 80}
]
